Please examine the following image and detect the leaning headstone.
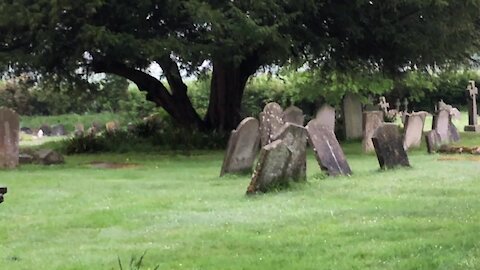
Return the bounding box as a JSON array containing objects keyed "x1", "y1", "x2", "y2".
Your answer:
[
  {"x1": 403, "y1": 112, "x2": 428, "y2": 150},
  {"x1": 51, "y1": 124, "x2": 66, "y2": 136},
  {"x1": 220, "y1": 117, "x2": 260, "y2": 176},
  {"x1": 283, "y1": 106, "x2": 304, "y2": 126},
  {"x1": 372, "y1": 123, "x2": 410, "y2": 169},
  {"x1": 315, "y1": 104, "x2": 336, "y2": 131},
  {"x1": 247, "y1": 123, "x2": 307, "y2": 194},
  {"x1": 306, "y1": 119, "x2": 352, "y2": 176},
  {"x1": 259, "y1": 102, "x2": 284, "y2": 146},
  {"x1": 0, "y1": 187, "x2": 7, "y2": 204},
  {"x1": 449, "y1": 121, "x2": 460, "y2": 142},
  {"x1": 465, "y1": 81, "x2": 480, "y2": 132},
  {"x1": 432, "y1": 109, "x2": 451, "y2": 144},
  {"x1": 39, "y1": 124, "x2": 52, "y2": 136},
  {"x1": 0, "y1": 107, "x2": 20, "y2": 169},
  {"x1": 425, "y1": 130, "x2": 442, "y2": 154},
  {"x1": 343, "y1": 93, "x2": 363, "y2": 139},
  {"x1": 362, "y1": 111, "x2": 384, "y2": 153}
]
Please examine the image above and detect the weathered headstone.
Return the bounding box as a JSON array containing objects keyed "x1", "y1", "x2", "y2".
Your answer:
[
  {"x1": 425, "y1": 130, "x2": 442, "y2": 154},
  {"x1": 259, "y1": 102, "x2": 284, "y2": 147},
  {"x1": 343, "y1": 93, "x2": 363, "y2": 140},
  {"x1": 105, "y1": 121, "x2": 120, "y2": 133},
  {"x1": 39, "y1": 124, "x2": 52, "y2": 136},
  {"x1": 0, "y1": 187, "x2": 7, "y2": 204},
  {"x1": 306, "y1": 119, "x2": 352, "y2": 176},
  {"x1": 20, "y1": 127, "x2": 33, "y2": 135},
  {"x1": 378, "y1": 96, "x2": 390, "y2": 115},
  {"x1": 449, "y1": 121, "x2": 460, "y2": 142},
  {"x1": 432, "y1": 109, "x2": 451, "y2": 144},
  {"x1": 247, "y1": 123, "x2": 307, "y2": 194},
  {"x1": 315, "y1": 104, "x2": 336, "y2": 131},
  {"x1": 0, "y1": 108, "x2": 19, "y2": 169},
  {"x1": 220, "y1": 117, "x2": 260, "y2": 176},
  {"x1": 465, "y1": 80, "x2": 480, "y2": 132},
  {"x1": 403, "y1": 112, "x2": 428, "y2": 150},
  {"x1": 372, "y1": 123, "x2": 410, "y2": 169},
  {"x1": 35, "y1": 149, "x2": 65, "y2": 165},
  {"x1": 51, "y1": 124, "x2": 66, "y2": 136},
  {"x1": 74, "y1": 123, "x2": 85, "y2": 137},
  {"x1": 283, "y1": 106, "x2": 304, "y2": 126},
  {"x1": 362, "y1": 111, "x2": 384, "y2": 153}
]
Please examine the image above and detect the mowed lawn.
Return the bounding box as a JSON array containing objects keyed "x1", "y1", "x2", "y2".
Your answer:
[{"x1": 1, "y1": 135, "x2": 480, "y2": 269}]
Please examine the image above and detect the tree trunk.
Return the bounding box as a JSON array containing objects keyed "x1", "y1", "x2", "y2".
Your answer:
[{"x1": 205, "y1": 59, "x2": 259, "y2": 131}]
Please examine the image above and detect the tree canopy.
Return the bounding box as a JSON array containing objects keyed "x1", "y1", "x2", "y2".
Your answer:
[{"x1": 1, "y1": 0, "x2": 479, "y2": 131}]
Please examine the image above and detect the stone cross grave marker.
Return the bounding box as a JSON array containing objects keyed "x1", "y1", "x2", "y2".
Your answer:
[
  {"x1": 315, "y1": 104, "x2": 336, "y2": 131},
  {"x1": 403, "y1": 112, "x2": 428, "y2": 150},
  {"x1": 343, "y1": 93, "x2": 363, "y2": 140},
  {"x1": 220, "y1": 117, "x2": 260, "y2": 176},
  {"x1": 259, "y1": 102, "x2": 284, "y2": 147},
  {"x1": 283, "y1": 106, "x2": 304, "y2": 126},
  {"x1": 464, "y1": 80, "x2": 480, "y2": 132},
  {"x1": 378, "y1": 96, "x2": 390, "y2": 115},
  {"x1": 247, "y1": 123, "x2": 307, "y2": 194},
  {"x1": 372, "y1": 123, "x2": 410, "y2": 169},
  {"x1": 362, "y1": 111, "x2": 384, "y2": 153},
  {"x1": 306, "y1": 119, "x2": 352, "y2": 176},
  {"x1": 0, "y1": 107, "x2": 19, "y2": 169}
]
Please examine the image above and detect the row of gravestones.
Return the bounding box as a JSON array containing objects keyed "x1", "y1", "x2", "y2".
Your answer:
[
  {"x1": 74, "y1": 121, "x2": 120, "y2": 137},
  {"x1": 21, "y1": 124, "x2": 67, "y2": 137},
  {"x1": 21, "y1": 121, "x2": 122, "y2": 138},
  {"x1": 221, "y1": 101, "x2": 465, "y2": 194}
]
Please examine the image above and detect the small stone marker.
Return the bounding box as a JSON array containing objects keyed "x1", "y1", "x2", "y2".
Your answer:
[
  {"x1": 105, "y1": 121, "x2": 120, "y2": 133},
  {"x1": 432, "y1": 109, "x2": 451, "y2": 144},
  {"x1": 0, "y1": 107, "x2": 19, "y2": 169},
  {"x1": 464, "y1": 80, "x2": 480, "y2": 132},
  {"x1": 315, "y1": 104, "x2": 336, "y2": 131},
  {"x1": 259, "y1": 102, "x2": 284, "y2": 147},
  {"x1": 403, "y1": 112, "x2": 428, "y2": 150},
  {"x1": 425, "y1": 130, "x2": 442, "y2": 154},
  {"x1": 36, "y1": 149, "x2": 65, "y2": 165},
  {"x1": 39, "y1": 124, "x2": 52, "y2": 136},
  {"x1": 372, "y1": 123, "x2": 410, "y2": 169},
  {"x1": 0, "y1": 187, "x2": 7, "y2": 204},
  {"x1": 74, "y1": 123, "x2": 85, "y2": 137},
  {"x1": 51, "y1": 124, "x2": 66, "y2": 136},
  {"x1": 343, "y1": 93, "x2": 363, "y2": 139},
  {"x1": 362, "y1": 111, "x2": 384, "y2": 153},
  {"x1": 220, "y1": 117, "x2": 260, "y2": 176},
  {"x1": 247, "y1": 123, "x2": 307, "y2": 194},
  {"x1": 20, "y1": 127, "x2": 33, "y2": 135},
  {"x1": 283, "y1": 106, "x2": 304, "y2": 126},
  {"x1": 306, "y1": 119, "x2": 352, "y2": 176}
]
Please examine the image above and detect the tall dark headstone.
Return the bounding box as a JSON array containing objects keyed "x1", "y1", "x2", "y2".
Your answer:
[
  {"x1": 343, "y1": 93, "x2": 363, "y2": 140},
  {"x1": 0, "y1": 187, "x2": 7, "y2": 204},
  {"x1": 372, "y1": 123, "x2": 410, "y2": 169}
]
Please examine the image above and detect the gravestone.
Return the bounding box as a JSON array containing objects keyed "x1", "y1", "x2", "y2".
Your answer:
[
  {"x1": 20, "y1": 127, "x2": 33, "y2": 135},
  {"x1": 36, "y1": 149, "x2": 65, "y2": 165},
  {"x1": 0, "y1": 187, "x2": 7, "y2": 204},
  {"x1": 362, "y1": 111, "x2": 384, "y2": 153},
  {"x1": 449, "y1": 121, "x2": 460, "y2": 142},
  {"x1": 51, "y1": 124, "x2": 66, "y2": 136},
  {"x1": 315, "y1": 104, "x2": 336, "y2": 131},
  {"x1": 247, "y1": 123, "x2": 307, "y2": 194},
  {"x1": 220, "y1": 117, "x2": 260, "y2": 176},
  {"x1": 343, "y1": 93, "x2": 363, "y2": 139},
  {"x1": 105, "y1": 121, "x2": 120, "y2": 133},
  {"x1": 372, "y1": 123, "x2": 410, "y2": 169},
  {"x1": 425, "y1": 130, "x2": 442, "y2": 154},
  {"x1": 283, "y1": 106, "x2": 304, "y2": 126},
  {"x1": 74, "y1": 123, "x2": 85, "y2": 137},
  {"x1": 465, "y1": 80, "x2": 480, "y2": 132},
  {"x1": 0, "y1": 107, "x2": 19, "y2": 169},
  {"x1": 432, "y1": 109, "x2": 451, "y2": 144},
  {"x1": 39, "y1": 124, "x2": 52, "y2": 136},
  {"x1": 306, "y1": 119, "x2": 352, "y2": 176},
  {"x1": 378, "y1": 96, "x2": 390, "y2": 115},
  {"x1": 403, "y1": 112, "x2": 428, "y2": 150},
  {"x1": 259, "y1": 102, "x2": 284, "y2": 146}
]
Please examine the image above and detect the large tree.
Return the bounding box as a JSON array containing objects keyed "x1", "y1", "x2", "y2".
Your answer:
[{"x1": 1, "y1": 0, "x2": 479, "y2": 131}]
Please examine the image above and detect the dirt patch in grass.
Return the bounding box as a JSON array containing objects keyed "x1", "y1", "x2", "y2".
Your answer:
[{"x1": 88, "y1": 161, "x2": 141, "y2": 169}]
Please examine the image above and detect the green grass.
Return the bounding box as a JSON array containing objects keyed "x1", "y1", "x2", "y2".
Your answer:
[
  {"x1": 20, "y1": 112, "x2": 127, "y2": 133},
  {"x1": 2, "y1": 133, "x2": 480, "y2": 269}
]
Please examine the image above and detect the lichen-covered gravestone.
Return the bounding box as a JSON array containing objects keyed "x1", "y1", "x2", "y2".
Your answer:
[
  {"x1": 283, "y1": 106, "x2": 304, "y2": 126},
  {"x1": 372, "y1": 123, "x2": 410, "y2": 169},
  {"x1": 220, "y1": 117, "x2": 260, "y2": 176},
  {"x1": 306, "y1": 119, "x2": 351, "y2": 176},
  {"x1": 315, "y1": 104, "x2": 336, "y2": 131},
  {"x1": 403, "y1": 112, "x2": 428, "y2": 150},
  {"x1": 343, "y1": 93, "x2": 363, "y2": 140},
  {"x1": 0, "y1": 107, "x2": 19, "y2": 169},
  {"x1": 51, "y1": 124, "x2": 66, "y2": 136},
  {"x1": 247, "y1": 123, "x2": 307, "y2": 194},
  {"x1": 362, "y1": 111, "x2": 383, "y2": 153},
  {"x1": 425, "y1": 130, "x2": 442, "y2": 154},
  {"x1": 432, "y1": 109, "x2": 451, "y2": 144},
  {"x1": 259, "y1": 102, "x2": 284, "y2": 147}
]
